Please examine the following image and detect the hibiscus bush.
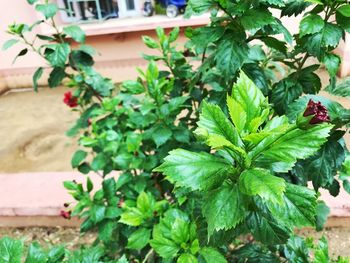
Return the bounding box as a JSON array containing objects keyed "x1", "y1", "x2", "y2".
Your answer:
[{"x1": 3, "y1": 0, "x2": 350, "y2": 261}]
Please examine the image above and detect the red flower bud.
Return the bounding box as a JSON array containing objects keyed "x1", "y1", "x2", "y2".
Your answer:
[
  {"x1": 303, "y1": 99, "x2": 330, "y2": 125},
  {"x1": 60, "y1": 210, "x2": 71, "y2": 219},
  {"x1": 63, "y1": 91, "x2": 78, "y2": 108}
]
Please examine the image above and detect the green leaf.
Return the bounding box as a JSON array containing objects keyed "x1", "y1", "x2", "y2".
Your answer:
[
  {"x1": 316, "y1": 201, "x2": 330, "y2": 231},
  {"x1": 35, "y1": 3, "x2": 58, "y2": 19},
  {"x1": 119, "y1": 207, "x2": 143, "y2": 226},
  {"x1": 202, "y1": 185, "x2": 246, "y2": 236},
  {"x1": 297, "y1": 134, "x2": 345, "y2": 190},
  {"x1": 233, "y1": 243, "x2": 280, "y2": 262},
  {"x1": 246, "y1": 210, "x2": 291, "y2": 245},
  {"x1": 142, "y1": 36, "x2": 159, "y2": 49},
  {"x1": 154, "y1": 149, "x2": 235, "y2": 191},
  {"x1": 63, "y1": 25, "x2": 86, "y2": 43},
  {"x1": 12, "y1": 48, "x2": 28, "y2": 64},
  {"x1": 32, "y1": 67, "x2": 43, "y2": 92},
  {"x1": 137, "y1": 192, "x2": 155, "y2": 217},
  {"x1": 122, "y1": 80, "x2": 145, "y2": 94},
  {"x1": 281, "y1": 0, "x2": 310, "y2": 17},
  {"x1": 47, "y1": 246, "x2": 65, "y2": 262},
  {"x1": 177, "y1": 253, "x2": 198, "y2": 263},
  {"x1": 199, "y1": 247, "x2": 227, "y2": 263},
  {"x1": 69, "y1": 50, "x2": 94, "y2": 68},
  {"x1": 240, "y1": 8, "x2": 274, "y2": 30},
  {"x1": 284, "y1": 236, "x2": 310, "y2": 262},
  {"x1": 86, "y1": 177, "x2": 93, "y2": 192},
  {"x1": 27, "y1": 0, "x2": 39, "y2": 4},
  {"x1": 2, "y1": 39, "x2": 19, "y2": 50},
  {"x1": 25, "y1": 242, "x2": 47, "y2": 263},
  {"x1": 117, "y1": 255, "x2": 129, "y2": 263},
  {"x1": 197, "y1": 101, "x2": 242, "y2": 146},
  {"x1": 90, "y1": 205, "x2": 106, "y2": 223},
  {"x1": 45, "y1": 43, "x2": 70, "y2": 68},
  {"x1": 126, "y1": 228, "x2": 151, "y2": 250},
  {"x1": 0, "y1": 237, "x2": 23, "y2": 263},
  {"x1": 323, "y1": 53, "x2": 340, "y2": 77},
  {"x1": 48, "y1": 67, "x2": 65, "y2": 88},
  {"x1": 314, "y1": 236, "x2": 329, "y2": 262},
  {"x1": 71, "y1": 150, "x2": 87, "y2": 168},
  {"x1": 226, "y1": 96, "x2": 246, "y2": 134},
  {"x1": 299, "y1": 14, "x2": 324, "y2": 37},
  {"x1": 239, "y1": 168, "x2": 286, "y2": 204},
  {"x1": 150, "y1": 237, "x2": 179, "y2": 259},
  {"x1": 250, "y1": 123, "x2": 333, "y2": 173},
  {"x1": 231, "y1": 71, "x2": 269, "y2": 132},
  {"x1": 337, "y1": 5, "x2": 350, "y2": 17},
  {"x1": 267, "y1": 183, "x2": 317, "y2": 228},
  {"x1": 152, "y1": 125, "x2": 172, "y2": 147},
  {"x1": 214, "y1": 36, "x2": 249, "y2": 79},
  {"x1": 63, "y1": 181, "x2": 78, "y2": 191}
]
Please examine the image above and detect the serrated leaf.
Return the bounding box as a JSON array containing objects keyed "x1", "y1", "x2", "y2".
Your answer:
[
  {"x1": 246, "y1": 210, "x2": 291, "y2": 245},
  {"x1": 48, "y1": 67, "x2": 65, "y2": 88},
  {"x1": 281, "y1": 0, "x2": 310, "y2": 17},
  {"x1": 250, "y1": 123, "x2": 333, "y2": 173},
  {"x1": 299, "y1": 14, "x2": 324, "y2": 37},
  {"x1": 267, "y1": 183, "x2": 317, "y2": 228},
  {"x1": 284, "y1": 236, "x2": 310, "y2": 263},
  {"x1": 202, "y1": 185, "x2": 246, "y2": 236},
  {"x1": 152, "y1": 125, "x2": 172, "y2": 147},
  {"x1": 239, "y1": 168, "x2": 286, "y2": 204},
  {"x1": 323, "y1": 53, "x2": 340, "y2": 77},
  {"x1": 197, "y1": 101, "x2": 242, "y2": 146},
  {"x1": 316, "y1": 201, "x2": 330, "y2": 231},
  {"x1": 127, "y1": 228, "x2": 151, "y2": 250},
  {"x1": 63, "y1": 25, "x2": 85, "y2": 43},
  {"x1": 119, "y1": 207, "x2": 143, "y2": 226},
  {"x1": 231, "y1": 71, "x2": 269, "y2": 132},
  {"x1": 154, "y1": 149, "x2": 235, "y2": 191},
  {"x1": 240, "y1": 8, "x2": 274, "y2": 30}
]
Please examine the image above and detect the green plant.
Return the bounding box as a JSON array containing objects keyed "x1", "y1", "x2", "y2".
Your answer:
[{"x1": 3, "y1": 0, "x2": 350, "y2": 261}]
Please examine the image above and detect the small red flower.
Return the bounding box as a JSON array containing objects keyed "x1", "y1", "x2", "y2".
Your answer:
[
  {"x1": 63, "y1": 91, "x2": 78, "y2": 108},
  {"x1": 60, "y1": 210, "x2": 71, "y2": 219},
  {"x1": 303, "y1": 99, "x2": 330, "y2": 124}
]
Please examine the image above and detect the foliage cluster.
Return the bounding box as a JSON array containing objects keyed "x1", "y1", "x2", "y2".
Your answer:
[{"x1": 3, "y1": 0, "x2": 350, "y2": 261}]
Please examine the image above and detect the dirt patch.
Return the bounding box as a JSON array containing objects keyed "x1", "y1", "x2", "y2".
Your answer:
[
  {"x1": 0, "y1": 87, "x2": 78, "y2": 173},
  {"x1": 0, "y1": 227, "x2": 96, "y2": 251},
  {"x1": 0, "y1": 227, "x2": 349, "y2": 257}
]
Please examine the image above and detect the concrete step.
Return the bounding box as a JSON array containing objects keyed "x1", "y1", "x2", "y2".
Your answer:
[{"x1": 0, "y1": 172, "x2": 349, "y2": 227}]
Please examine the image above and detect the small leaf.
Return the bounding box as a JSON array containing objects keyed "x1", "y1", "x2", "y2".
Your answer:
[
  {"x1": 48, "y1": 67, "x2": 65, "y2": 88},
  {"x1": 63, "y1": 25, "x2": 86, "y2": 43},
  {"x1": 2, "y1": 39, "x2": 19, "y2": 51},
  {"x1": 12, "y1": 48, "x2": 28, "y2": 64},
  {"x1": 323, "y1": 53, "x2": 340, "y2": 77},
  {"x1": 33, "y1": 67, "x2": 43, "y2": 92},
  {"x1": 200, "y1": 247, "x2": 227, "y2": 263},
  {"x1": 142, "y1": 36, "x2": 158, "y2": 49},
  {"x1": 35, "y1": 3, "x2": 58, "y2": 19},
  {"x1": 71, "y1": 150, "x2": 87, "y2": 168},
  {"x1": 316, "y1": 201, "x2": 330, "y2": 231},
  {"x1": 127, "y1": 228, "x2": 151, "y2": 250},
  {"x1": 239, "y1": 168, "x2": 286, "y2": 204},
  {"x1": 119, "y1": 208, "x2": 143, "y2": 226},
  {"x1": 152, "y1": 125, "x2": 172, "y2": 147},
  {"x1": 177, "y1": 253, "x2": 198, "y2": 263}
]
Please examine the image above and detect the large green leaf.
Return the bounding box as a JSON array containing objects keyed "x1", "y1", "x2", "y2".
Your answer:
[
  {"x1": 35, "y1": 3, "x2": 58, "y2": 19},
  {"x1": 240, "y1": 8, "x2": 274, "y2": 30},
  {"x1": 296, "y1": 135, "x2": 345, "y2": 190},
  {"x1": 197, "y1": 101, "x2": 242, "y2": 146},
  {"x1": 202, "y1": 185, "x2": 246, "y2": 235},
  {"x1": 250, "y1": 123, "x2": 332, "y2": 173},
  {"x1": 45, "y1": 43, "x2": 70, "y2": 68},
  {"x1": 267, "y1": 183, "x2": 317, "y2": 228},
  {"x1": 25, "y1": 242, "x2": 47, "y2": 263},
  {"x1": 239, "y1": 168, "x2": 286, "y2": 204},
  {"x1": 246, "y1": 210, "x2": 291, "y2": 245},
  {"x1": 154, "y1": 149, "x2": 235, "y2": 191},
  {"x1": 63, "y1": 25, "x2": 86, "y2": 43}
]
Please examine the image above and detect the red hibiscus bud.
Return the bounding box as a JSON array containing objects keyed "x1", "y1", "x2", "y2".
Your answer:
[
  {"x1": 303, "y1": 99, "x2": 330, "y2": 124},
  {"x1": 63, "y1": 91, "x2": 78, "y2": 108},
  {"x1": 60, "y1": 210, "x2": 71, "y2": 219}
]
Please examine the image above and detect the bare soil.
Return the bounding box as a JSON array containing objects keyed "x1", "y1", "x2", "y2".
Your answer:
[
  {"x1": 0, "y1": 87, "x2": 78, "y2": 173},
  {"x1": 0, "y1": 227, "x2": 349, "y2": 257}
]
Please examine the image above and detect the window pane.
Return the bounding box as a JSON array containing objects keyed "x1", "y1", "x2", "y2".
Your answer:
[{"x1": 126, "y1": 0, "x2": 135, "y2": 10}]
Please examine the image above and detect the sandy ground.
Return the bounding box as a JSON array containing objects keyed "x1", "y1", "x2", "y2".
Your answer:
[
  {"x1": 0, "y1": 87, "x2": 78, "y2": 173},
  {"x1": 0, "y1": 227, "x2": 349, "y2": 257}
]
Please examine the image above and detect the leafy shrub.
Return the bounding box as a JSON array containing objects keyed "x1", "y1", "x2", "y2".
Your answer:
[{"x1": 3, "y1": 0, "x2": 350, "y2": 261}]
